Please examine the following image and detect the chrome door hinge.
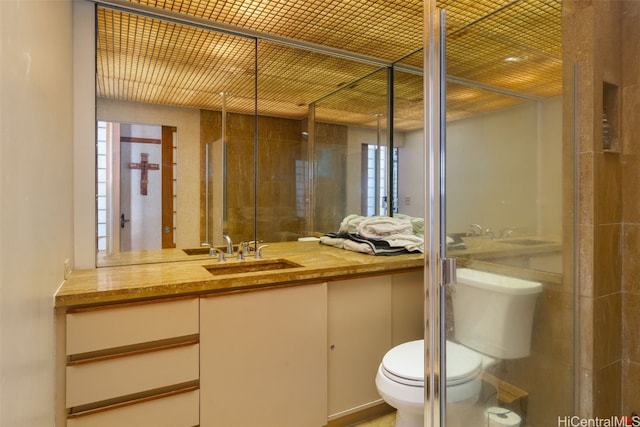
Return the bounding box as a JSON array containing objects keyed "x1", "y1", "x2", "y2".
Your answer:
[{"x1": 440, "y1": 257, "x2": 457, "y2": 286}]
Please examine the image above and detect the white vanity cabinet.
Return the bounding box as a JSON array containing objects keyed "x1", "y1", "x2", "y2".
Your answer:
[
  {"x1": 59, "y1": 269, "x2": 423, "y2": 427},
  {"x1": 390, "y1": 270, "x2": 425, "y2": 346},
  {"x1": 64, "y1": 297, "x2": 199, "y2": 427},
  {"x1": 327, "y1": 271, "x2": 423, "y2": 420},
  {"x1": 200, "y1": 283, "x2": 328, "y2": 427},
  {"x1": 328, "y1": 275, "x2": 392, "y2": 419}
]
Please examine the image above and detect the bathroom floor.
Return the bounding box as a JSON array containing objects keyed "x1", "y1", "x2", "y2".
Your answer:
[
  {"x1": 353, "y1": 412, "x2": 396, "y2": 427},
  {"x1": 351, "y1": 405, "x2": 526, "y2": 427}
]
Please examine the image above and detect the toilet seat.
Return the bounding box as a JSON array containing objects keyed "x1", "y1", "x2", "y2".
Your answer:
[
  {"x1": 380, "y1": 340, "x2": 482, "y2": 387},
  {"x1": 446, "y1": 341, "x2": 482, "y2": 386}
]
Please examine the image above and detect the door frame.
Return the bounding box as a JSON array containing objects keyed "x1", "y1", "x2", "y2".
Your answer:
[{"x1": 161, "y1": 125, "x2": 176, "y2": 249}]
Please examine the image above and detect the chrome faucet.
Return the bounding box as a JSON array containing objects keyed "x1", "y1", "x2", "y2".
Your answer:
[
  {"x1": 255, "y1": 245, "x2": 269, "y2": 259},
  {"x1": 499, "y1": 227, "x2": 516, "y2": 239},
  {"x1": 235, "y1": 240, "x2": 264, "y2": 260},
  {"x1": 469, "y1": 224, "x2": 483, "y2": 236},
  {"x1": 222, "y1": 234, "x2": 233, "y2": 255}
]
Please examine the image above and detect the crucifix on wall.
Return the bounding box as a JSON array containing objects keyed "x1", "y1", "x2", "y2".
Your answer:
[{"x1": 129, "y1": 152, "x2": 160, "y2": 196}]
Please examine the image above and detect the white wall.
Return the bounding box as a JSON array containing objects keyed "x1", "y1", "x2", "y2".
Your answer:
[
  {"x1": 74, "y1": 0, "x2": 96, "y2": 269},
  {"x1": 395, "y1": 97, "x2": 562, "y2": 236},
  {"x1": 0, "y1": 0, "x2": 74, "y2": 425},
  {"x1": 537, "y1": 96, "x2": 563, "y2": 236},
  {"x1": 447, "y1": 102, "x2": 538, "y2": 234},
  {"x1": 445, "y1": 98, "x2": 562, "y2": 237},
  {"x1": 397, "y1": 129, "x2": 425, "y2": 218}
]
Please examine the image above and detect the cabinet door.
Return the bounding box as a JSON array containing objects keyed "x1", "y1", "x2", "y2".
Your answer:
[
  {"x1": 327, "y1": 276, "x2": 392, "y2": 419},
  {"x1": 200, "y1": 283, "x2": 328, "y2": 427},
  {"x1": 391, "y1": 270, "x2": 424, "y2": 346}
]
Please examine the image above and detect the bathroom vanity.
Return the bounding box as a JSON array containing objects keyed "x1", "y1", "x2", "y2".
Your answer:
[{"x1": 55, "y1": 241, "x2": 424, "y2": 427}]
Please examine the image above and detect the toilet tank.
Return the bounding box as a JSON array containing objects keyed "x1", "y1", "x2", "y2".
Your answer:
[{"x1": 452, "y1": 268, "x2": 542, "y2": 359}]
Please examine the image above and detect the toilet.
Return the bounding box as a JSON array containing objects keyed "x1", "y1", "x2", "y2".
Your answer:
[{"x1": 375, "y1": 268, "x2": 542, "y2": 427}]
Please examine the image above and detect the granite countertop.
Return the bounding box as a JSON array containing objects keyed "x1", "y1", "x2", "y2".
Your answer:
[
  {"x1": 58, "y1": 235, "x2": 561, "y2": 309},
  {"x1": 447, "y1": 235, "x2": 562, "y2": 259},
  {"x1": 56, "y1": 241, "x2": 425, "y2": 309}
]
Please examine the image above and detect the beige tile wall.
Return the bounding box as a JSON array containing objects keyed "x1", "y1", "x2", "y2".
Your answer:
[
  {"x1": 622, "y1": 1, "x2": 640, "y2": 415},
  {"x1": 565, "y1": 0, "x2": 640, "y2": 417}
]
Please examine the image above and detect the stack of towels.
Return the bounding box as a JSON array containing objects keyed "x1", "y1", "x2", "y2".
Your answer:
[{"x1": 320, "y1": 214, "x2": 424, "y2": 255}]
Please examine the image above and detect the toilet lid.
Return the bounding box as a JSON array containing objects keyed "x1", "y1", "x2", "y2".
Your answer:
[
  {"x1": 381, "y1": 340, "x2": 424, "y2": 386},
  {"x1": 381, "y1": 340, "x2": 482, "y2": 387}
]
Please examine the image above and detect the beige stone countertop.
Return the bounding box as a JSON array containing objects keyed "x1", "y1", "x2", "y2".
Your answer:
[
  {"x1": 448, "y1": 235, "x2": 562, "y2": 259},
  {"x1": 56, "y1": 241, "x2": 425, "y2": 309}
]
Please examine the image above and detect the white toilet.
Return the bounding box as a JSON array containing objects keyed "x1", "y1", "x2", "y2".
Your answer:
[{"x1": 375, "y1": 268, "x2": 542, "y2": 427}]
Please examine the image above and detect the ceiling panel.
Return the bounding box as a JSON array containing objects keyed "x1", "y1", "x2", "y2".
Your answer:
[{"x1": 95, "y1": 0, "x2": 563, "y2": 130}]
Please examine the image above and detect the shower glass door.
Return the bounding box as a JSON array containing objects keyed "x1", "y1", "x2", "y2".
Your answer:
[{"x1": 437, "y1": 1, "x2": 574, "y2": 426}]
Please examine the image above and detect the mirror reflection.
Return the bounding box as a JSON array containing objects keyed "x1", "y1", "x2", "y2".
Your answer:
[
  {"x1": 96, "y1": 121, "x2": 176, "y2": 254},
  {"x1": 95, "y1": 4, "x2": 563, "y2": 276}
]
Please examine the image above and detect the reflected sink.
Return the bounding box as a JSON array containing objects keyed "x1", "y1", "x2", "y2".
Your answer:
[
  {"x1": 499, "y1": 239, "x2": 554, "y2": 246},
  {"x1": 204, "y1": 258, "x2": 303, "y2": 276},
  {"x1": 183, "y1": 246, "x2": 239, "y2": 256}
]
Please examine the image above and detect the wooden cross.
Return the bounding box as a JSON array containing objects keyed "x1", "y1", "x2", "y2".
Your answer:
[{"x1": 129, "y1": 153, "x2": 160, "y2": 195}]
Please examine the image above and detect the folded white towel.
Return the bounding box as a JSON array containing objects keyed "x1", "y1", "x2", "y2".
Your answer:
[
  {"x1": 339, "y1": 214, "x2": 366, "y2": 234},
  {"x1": 358, "y1": 216, "x2": 413, "y2": 239},
  {"x1": 343, "y1": 239, "x2": 375, "y2": 255},
  {"x1": 320, "y1": 235, "x2": 346, "y2": 249},
  {"x1": 383, "y1": 234, "x2": 424, "y2": 253},
  {"x1": 394, "y1": 213, "x2": 425, "y2": 237}
]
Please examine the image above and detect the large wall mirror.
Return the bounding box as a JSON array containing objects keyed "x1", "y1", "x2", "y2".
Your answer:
[
  {"x1": 94, "y1": 5, "x2": 408, "y2": 266},
  {"x1": 95, "y1": 2, "x2": 563, "y2": 274}
]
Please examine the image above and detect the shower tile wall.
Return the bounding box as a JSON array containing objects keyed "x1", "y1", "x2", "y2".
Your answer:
[
  {"x1": 200, "y1": 110, "x2": 355, "y2": 243},
  {"x1": 565, "y1": 0, "x2": 640, "y2": 417},
  {"x1": 622, "y1": 0, "x2": 640, "y2": 415},
  {"x1": 488, "y1": 273, "x2": 574, "y2": 426}
]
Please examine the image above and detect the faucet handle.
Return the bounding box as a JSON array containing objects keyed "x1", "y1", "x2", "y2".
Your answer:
[
  {"x1": 237, "y1": 242, "x2": 247, "y2": 261},
  {"x1": 255, "y1": 245, "x2": 269, "y2": 259},
  {"x1": 245, "y1": 240, "x2": 263, "y2": 255},
  {"x1": 210, "y1": 248, "x2": 227, "y2": 262},
  {"x1": 499, "y1": 227, "x2": 516, "y2": 239}
]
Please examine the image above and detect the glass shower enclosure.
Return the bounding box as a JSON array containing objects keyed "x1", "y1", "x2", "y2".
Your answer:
[{"x1": 429, "y1": 1, "x2": 574, "y2": 426}]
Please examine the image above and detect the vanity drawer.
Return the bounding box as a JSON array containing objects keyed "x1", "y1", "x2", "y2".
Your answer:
[
  {"x1": 67, "y1": 387, "x2": 199, "y2": 427},
  {"x1": 66, "y1": 342, "x2": 199, "y2": 408},
  {"x1": 66, "y1": 297, "x2": 198, "y2": 355}
]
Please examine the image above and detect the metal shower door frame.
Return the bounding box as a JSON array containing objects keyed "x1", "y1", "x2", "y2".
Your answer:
[{"x1": 424, "y1": 3, "x2": 448, "y2": 427}]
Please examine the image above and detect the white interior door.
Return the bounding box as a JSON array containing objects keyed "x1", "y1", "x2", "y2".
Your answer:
[{"x1": 119, "y1": 123, "x2": 162, "y2": 252}]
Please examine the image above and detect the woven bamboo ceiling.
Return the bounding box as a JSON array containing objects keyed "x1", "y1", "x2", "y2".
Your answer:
[{"x1": 96, "y1": 0, "x2": 562, "y2": 130}]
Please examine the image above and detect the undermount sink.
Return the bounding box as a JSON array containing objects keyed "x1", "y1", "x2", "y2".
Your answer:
[
  {"x1": 183, "y1": 246, "x2": 239, "y2": 256},
  {"x1": 499, "y1": 238, "x2": 555, "y2": 246},
  {"x1": 204, "y1": 258, "x2": 303, "y2": 276}
]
